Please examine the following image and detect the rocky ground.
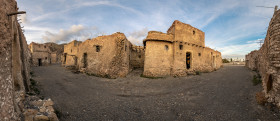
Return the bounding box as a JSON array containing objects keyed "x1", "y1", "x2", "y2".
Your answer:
[{"x1": 32, "y1": 64, "x2": 280, "y2": 121}]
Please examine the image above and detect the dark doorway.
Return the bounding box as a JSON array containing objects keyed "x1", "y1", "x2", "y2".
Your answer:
[
  {"x1": 186, "y1": 52, "x2": 191, "y2": 69},
  {"x1": 38, "y1": 59, "x2": 42, "y2": 66},
  {"x1": 74, "y1": 57, "x2": 78, "y2": 65},
  {"x1": 267, "y1": 74, "x2": 273, "y2": 92},
  {"x1": 83, "y1": 53, "x2": 88, "y2": 68},
  {"x1": 63, "y1": 53, "x2": 67, "y2": 64}
]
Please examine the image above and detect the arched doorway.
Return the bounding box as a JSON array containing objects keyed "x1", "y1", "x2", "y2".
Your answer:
[{"x1": 267, "y1": 74, "x2": 273, "y2": 92}]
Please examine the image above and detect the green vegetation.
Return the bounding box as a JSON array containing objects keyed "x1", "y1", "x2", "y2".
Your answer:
[
  {"x1": 252, "y1": 74, "x2": 262, "y2": 86},
  {"x1": 29, "y1": 78, "x2": 40, "y2": 95},
  {"x1": 195, "y1": 71, "x2": 201, "y2": 75},
  {"x1": 222, "y1": 59, "x2": 230, "y2": 63}
]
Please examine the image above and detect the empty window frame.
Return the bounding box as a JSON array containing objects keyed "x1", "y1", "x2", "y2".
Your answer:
[
  {"x1": 96, "y1": 45, "x2": 100, "y2": 52},
  {"x1": 165, "y1": 45, "x2": 169, "y2": 50},
  {"x1": 179, "y1": 45, "x2": 183, "y2": 50}
]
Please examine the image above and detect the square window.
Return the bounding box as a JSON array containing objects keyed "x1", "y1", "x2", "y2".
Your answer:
[
  {"x1": 165, "y1": 45, "x2": 169, "y2": 50},
  {"x1": 198, "y1": 53, "x2": 201, "y2": 56},
  {"x1": 179, "y1": 45, "x2": 183, "y2": 50}
]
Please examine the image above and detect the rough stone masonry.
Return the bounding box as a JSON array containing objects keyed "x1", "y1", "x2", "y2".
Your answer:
[
  {"x1": 0, "y1": 0, "x2": 58, "y2": 120},
  {"x1": 246, "y1": 6, "x2": 280, "y2": 108}
]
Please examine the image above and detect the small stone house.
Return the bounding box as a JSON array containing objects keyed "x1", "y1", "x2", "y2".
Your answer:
[
  {"x1": 29, "y1": 42, "x2": 64, "y2": 66},
  {"x1": 143, "y1": 20, "x2": 222, "y2": 77},
  {"x1": 63, "y1": 32, "x2": 134, "y2": 78},
  {"x1": 62, "y1": 40, "x2": 82, "y2": 67},
  {"x1": 29, "y1": 42, "x2": 52, "y2": 66}
]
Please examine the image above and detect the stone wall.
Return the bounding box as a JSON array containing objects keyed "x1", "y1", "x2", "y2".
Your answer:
[
  {"x1": 63, "y1": 40, "x2": 81, "y2": 67},
  {"x1": 76, "y1": 32, "x2": 131, "y2": 78},
  {"x1": 143, "y1": 20, "x2": 222, "y2": 77},
  {"x1": 130, "y1": 45, "x2": 145, "y2": 69},
  {"x1": 245, "y1": 7, "x2": 280, "y2": 108},
  {"x1": 0, "y1": 0, "x2": 31, "y2": 120},
  {"x1": 245, "y1": 50, "x2": 259, "y2": 70},
  {"x1": 29, "y1": 42, "x2": 64, "y2": 66}
]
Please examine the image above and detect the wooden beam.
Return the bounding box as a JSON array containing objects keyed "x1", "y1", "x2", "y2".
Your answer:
[{"x1": 7, "y1": 11, "x2": 26, "y2": 16}]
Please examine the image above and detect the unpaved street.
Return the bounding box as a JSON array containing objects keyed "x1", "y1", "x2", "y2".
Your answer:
[{"x1": 32, "y1": 64, "x2": 280, "y2": 121}]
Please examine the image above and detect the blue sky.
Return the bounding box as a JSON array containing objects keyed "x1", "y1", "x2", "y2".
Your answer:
[{"x1": 17, "y1": 0, "x2": 280, "y2": 59}]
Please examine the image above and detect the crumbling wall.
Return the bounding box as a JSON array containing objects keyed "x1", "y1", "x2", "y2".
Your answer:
[
  {"x1": 29, "y1": 42, "x2": 64, "y2": 66},
  {"x1": 29, "y1": 42, "x2": 51, "y2": 66},
  {"x1": 77, "y1": 32, "x2": 130, "y2": 78},
  {"x1": 0, "y1": 0, "x2": 31, "y2": 120},
  {"x1": 143, "y1": 20, "x2": 222, "y2": 77},
  {"x1": 63, "y1": 40, "x2": 81, "y2": 67},
  {"x1": 246, "y1": 7, "x2": 280, "y2": 108},
  {"x1": 245, "y1": 50, "x2": 259, "y2": 70},
  {"x1": 130, "y1": 45, "x2": 145, "y2": 69}
]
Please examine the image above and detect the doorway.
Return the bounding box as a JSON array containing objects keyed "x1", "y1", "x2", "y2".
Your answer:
[
  {"x1": 83, "y1": 53, "x2": 88, "y2": 68},
  {"x1": 213, "y1": 56, "x2": 216, "y2": 68},
  {"x1": 63, "y1": 53, "x2": 67, "y2": 64},
  {"x1": 186, "y1": 52, "x2": 191, "y2": 69},
  {"x1": 38, "y1": 59, "x2": 42, "y2": 66}
]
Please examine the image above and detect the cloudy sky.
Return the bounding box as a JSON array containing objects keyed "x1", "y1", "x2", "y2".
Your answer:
[{"x1": 17, "y1": 0, "x2": 280, "y2": 59}]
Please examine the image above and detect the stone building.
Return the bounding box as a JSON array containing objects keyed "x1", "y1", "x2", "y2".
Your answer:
[
  {"x1": 63, "y1": 32, "x2": 132, "y2": 78},
  {"x1": 29, "y1": 42, "x2": 64, "y2": 66},
  {"x1": 130, "y1": 45, "x2": 145, "y2": 69},
  {"x1": 246, "y1": 6, "x2": 280, "y2": 108},
  {"x1": 62, "y1": 40, "x2": 82, "y2": 67},
  {"x1": 143, "y1": 20, "x2": 222, "y2": 77}
]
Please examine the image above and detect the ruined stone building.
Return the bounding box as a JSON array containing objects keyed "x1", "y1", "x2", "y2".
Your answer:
[
  {"x1": 63, "y1": 21, "x2": 222, "y2": 78},
  {"x1": 62, "y1": 40, "x2": 82, "y2": 67},
  {"x1": 130, "y1": 45, "x2": 145, "y2": 69},
  {"x1": 245, "y1": 6, "x2": 280, "y2": 108},
  {"x1": 0, "y1": 0, "x2": 31, "y2": 120},
  {"x1": 143, "y1": 20, "x2": 222, "y2": 77},
  {"x1": 63, "y1": 33, "x2": 133, "y2": 78},
  {"x1": 29, "y1": 42, "x2": 64, "y2": 66}
]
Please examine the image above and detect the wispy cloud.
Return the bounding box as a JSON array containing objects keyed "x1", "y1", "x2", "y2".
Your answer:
[
  {"x1": 42, "y1": 25, "x2": 98, "y2": 43},
  {"x1": 127, "y1": 28, "x2": 148, "y2": 45},
  {"x1": 17, "y1": 0, "x2": 280, "y2": 58}
]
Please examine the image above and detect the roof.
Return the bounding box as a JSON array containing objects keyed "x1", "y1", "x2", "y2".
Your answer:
[{"x1": 143, "y1": 31, "x2": 174, "y2": 45}]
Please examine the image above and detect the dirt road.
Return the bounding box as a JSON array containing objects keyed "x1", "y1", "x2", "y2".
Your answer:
[{"x1": 32, "y1": 64, "x2": 280, "y2": 121}]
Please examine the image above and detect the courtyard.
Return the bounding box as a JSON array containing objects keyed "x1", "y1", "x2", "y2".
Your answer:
[{"x1": 32, "y1": 64, "x2": 280, "y2": 121}]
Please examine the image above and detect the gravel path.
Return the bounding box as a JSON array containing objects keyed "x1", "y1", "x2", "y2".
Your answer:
[{"x1": 32, "y1": 64, "x2": 280, "y2": 121}]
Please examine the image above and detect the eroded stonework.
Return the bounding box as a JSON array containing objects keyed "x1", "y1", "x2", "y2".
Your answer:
[
  {"x1": 143, "y1": 20, "x2": 222, "y2": 77},
  {"x1": 29, "y1": 42, "x2": 64, "y2": 66},
  {"x1": 246, "y1": 7, "x2": 280, "y2": 108}
]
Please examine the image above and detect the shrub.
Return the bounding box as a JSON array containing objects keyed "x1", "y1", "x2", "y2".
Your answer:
[
  {"x1": 222, "y1": 59, "x2": 230, "y2": 63},
  {"x1": 252, "y1": 74, "x2": 262, "y2": 86},
  {"x1": 256, "y1": 92, "x2": 267, "y2": 105},
  {"x1": 195, "y1": 71, "x2": 201, "y2": 75}
]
